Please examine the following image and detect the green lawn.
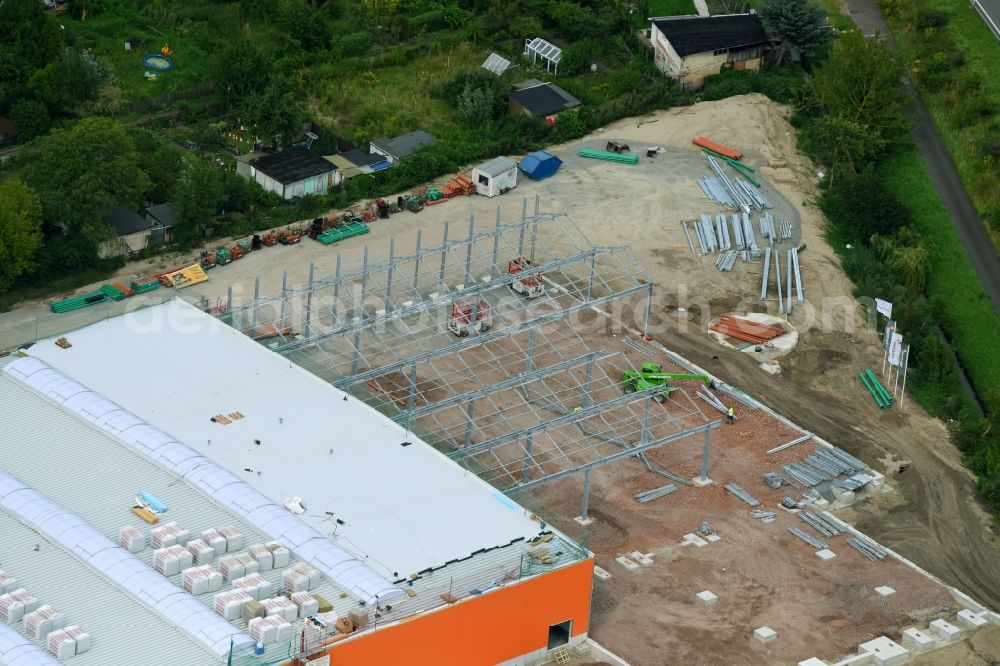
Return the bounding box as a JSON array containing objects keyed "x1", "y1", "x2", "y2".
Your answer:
[
  {"x1": 649, "y1": 0, "x2": 698, "y2": 16},
  {"x1": 878, "y1": 150, "x2": 1000, "y2": 413},
  {"x1": 883, "y1": 0, "x2": 1000, "y2": 250},
  {"x1": 60, "y1": 3, "x2": 240, "y2": 106}
]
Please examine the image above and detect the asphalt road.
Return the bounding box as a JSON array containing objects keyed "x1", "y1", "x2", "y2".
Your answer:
[
  {"x1": 973, "y1": 0, "x2": 1000, "y2": 40},
  {"x1": 842, "y1": 0, "x2": 1000, "y2": 317}
]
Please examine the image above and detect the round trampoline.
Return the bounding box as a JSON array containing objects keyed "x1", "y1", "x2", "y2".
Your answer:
[{"x1": 142, "y1": 54, "x2": 173, "y2": 71}]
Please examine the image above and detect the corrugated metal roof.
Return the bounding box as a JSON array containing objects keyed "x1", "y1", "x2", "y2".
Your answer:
[
  {"x1": 474, "y1": 156, "x2": 518, "y2": 178},
  {"x1": 0, "y1": 509, "x2": 217, "y2": 666}
]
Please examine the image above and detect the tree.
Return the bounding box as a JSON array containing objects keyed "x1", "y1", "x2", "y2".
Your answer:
[
  {"x1": 759, "y1": 0, "x2": 830, "y2": 65},
  {"x1": 174, "y1": 155, "x2": 223, "y2": 246},
  {"x1": 814, "y1": 31, "x2": 909, "y2": 151},
  {"x1": 0, "y1": 1, "x2": 62, "y2": 110},
  {"x1": 239, "y1": 80, "x2": 305, "y2": 146},
  {"x1": 216, "y1": 40, "x2": 273, "y2": 113},
  {"x1": 0, "y1": 179, "x2": 44, "y2": 293},
  {"x1": 8, "y1": 100, "x2": 51, "y2": 142},
  {"x1": 810, "y1": 114, "x2": 883, "y2": 178},
  {"x1": 23, "y1": 118, "x2": 151, "y2": 264}
]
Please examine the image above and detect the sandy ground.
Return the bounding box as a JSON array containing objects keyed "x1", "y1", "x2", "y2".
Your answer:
[{"x1": 4, "y1": 93, "x2": 1000, "y2": 661}]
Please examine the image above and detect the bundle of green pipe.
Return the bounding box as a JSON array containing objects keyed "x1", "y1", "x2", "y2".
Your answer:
[
  {"x1": 702, "y1": 148, "x2": 760, "y2": 187},
  {"x1": 579, "y1": 148, "x2": 639, "y2": 165},
  {"x1": 317, "y1": 222, "x2": 370, "y2": 245},
  {"x1": 859, "y1": 368, "x2": 892, "y2": 409}
]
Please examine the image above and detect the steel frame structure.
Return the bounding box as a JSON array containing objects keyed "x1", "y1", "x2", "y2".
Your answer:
[{"x1": 208, "y1": 200, "x2": 715, "y2": 521}]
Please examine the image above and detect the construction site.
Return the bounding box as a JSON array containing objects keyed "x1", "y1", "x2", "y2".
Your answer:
[{"x1": 2, "y1": 93, "x2": 1000, "y2": 666}]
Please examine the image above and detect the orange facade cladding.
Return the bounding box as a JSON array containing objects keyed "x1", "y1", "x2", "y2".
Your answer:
[{"x1": 321, "y1": 558, "x2": 593, "y2": 666}]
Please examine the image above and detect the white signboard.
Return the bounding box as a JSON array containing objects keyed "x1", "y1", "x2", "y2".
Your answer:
[
  {"x1": 888, "y1": 332, "x2": 904, "y2": 367},
  {"x1": 875, "y1": 298, "x2": 893, "y2": 318}
]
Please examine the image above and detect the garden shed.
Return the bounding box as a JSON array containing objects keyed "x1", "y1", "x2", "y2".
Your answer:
[
  {"x1": 472, "y1": 157, "x2": 518, "y2": 198},
  {"x1": 519, "y1": 151, "x2": 562, "y2": 180}
]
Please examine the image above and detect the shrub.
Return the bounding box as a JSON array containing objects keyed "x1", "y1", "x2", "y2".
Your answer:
[{"x1": 916, "y1": 8, "x2": 949, "y2": 29}]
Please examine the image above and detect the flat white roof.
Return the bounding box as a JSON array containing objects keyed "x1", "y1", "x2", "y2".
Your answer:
[{"x1": 28, "y1": 300, "x2": 541, "y2": 581}]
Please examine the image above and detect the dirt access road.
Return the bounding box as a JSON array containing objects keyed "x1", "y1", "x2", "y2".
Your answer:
[{"x1": 4, "y1": 93, "x2": 999, "y2": 618}]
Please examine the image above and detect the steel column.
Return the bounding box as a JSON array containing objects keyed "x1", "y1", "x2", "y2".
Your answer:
[
  {"x1": 279, "y1": 271, "x2": 288, "y2": 329},
  {"x1": 405, "y1": 364, "x2": 417, "y2": 428},
  {"x1": 464, "y1": 400, "x2": 475, "y2": 449},
  {"x1": 491, "y1": 207, "x2": 501, "y2": 279},
  {"x1": 640, "y1": 396, "x2": 652, "y2": 446},
  {"x1": 413, "y1": 229, "x2": 422, "y2": 292},
  {"x1": 385, "y1": 237, "x2": 395, "y2": 313},
  {"x1": 581, "y1": 357, "x2": 595, "y2": 410},
  {"x1": 304, "y1": 263, "x2": 314, "y2": 337},
  {"x1": 699, "y1": 429, "x2": 711, "y2": 483},
  {"x1": 464, "y1": 214, "x2": 475, "y2": 288},
  {"x1": 524, "y1": 328, "x2": 537, "y2": 373},
  {"x1": 250, "y1": 277, "x2": 260, "y2": 334},
  {"x1": 579, "y1": 468, "x2": 592, "y2": 522},
  {"x1": 642, "y1": 282, "x2": 653, "y2": 339},
  {"x1": 438, "y1": 221, "x2": 450, "y2": 292},
  {"x1": 518, "y1": 198, "x2": 527, "y2": 256},
  {"x1": 522, "y1": 433, "x2": 533, "y2": 483},
  {"x1": 332, "y1": 254, "x2": 342, "y2": 322}
]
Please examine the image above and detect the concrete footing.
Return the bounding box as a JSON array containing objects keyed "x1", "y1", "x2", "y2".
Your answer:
[
  {"x1": 815, "y1": 549, "x2": 836, "y2": 561},
  {"x1": 695, "y1": 590, "x2": 718, "y2": 606},
  {"x1": 874, "y1": 586, "x2": 895, "y2": 598},
  {"x1": 900, "y1": 627, "x2": 935, "y2": 653},
  {"x1": 692, "y1": 476, "x2": 713, "y2": 487},
  {"x1": 753, "y1": 626, "x2": 777, "y2": 644},
  {"x1": 929, "y1": 618, "x2": 961, "y2": 642},
  {"x1": 858, "y1": 636, "x2": 908, "y2": 666}
]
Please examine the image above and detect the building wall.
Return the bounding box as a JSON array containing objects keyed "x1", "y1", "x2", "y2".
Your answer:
[
  {"x1": 650, "y1": 24, "x2": 763, "y2": 90},
  {"x1": 322, "y1": 558, "x2": 593, "y2": 666},
  {"x1": 98, "y1": 231, "x2": 151, "y2": 258},
  {"x1": 473, "y1": 166, "x2": 518, "y2": 197}
]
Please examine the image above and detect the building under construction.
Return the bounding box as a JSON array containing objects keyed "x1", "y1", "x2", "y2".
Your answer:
[{"x1": 3, "y1": 202, "x2": 988, "y2": 666}]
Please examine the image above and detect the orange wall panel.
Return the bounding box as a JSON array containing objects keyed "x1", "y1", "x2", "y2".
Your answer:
[{"x1": 323, "y1": 558, "x2": 593, "y2": 666}]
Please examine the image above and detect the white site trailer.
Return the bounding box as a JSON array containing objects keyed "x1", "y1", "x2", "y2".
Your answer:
[{"x1": 472, "y1": 156, "x2": 518, "y2": 197}]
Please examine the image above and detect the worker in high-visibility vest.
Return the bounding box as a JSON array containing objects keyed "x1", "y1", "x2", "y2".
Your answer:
[{"x1": 727, "y1": 407, "x2": 735, "y2": 424}]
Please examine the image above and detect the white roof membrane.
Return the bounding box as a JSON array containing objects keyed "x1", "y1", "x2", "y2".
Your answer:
[
  {"x1": 3, "y1": 356, "x2": 401, "y2": 605},
  {"x1": 24, "y1": 299, "x2": 542, "y2": 581},
  {"x1": 0, "y1": 470, "x2": 253, "y2": 660},
  {"x1": 0, "y1": 622, "x2": 59, "y2": 666}
]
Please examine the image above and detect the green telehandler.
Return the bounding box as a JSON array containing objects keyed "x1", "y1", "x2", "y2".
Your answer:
[{"x1": 622, "y1": 363, "x2": 714, "y2": 402}]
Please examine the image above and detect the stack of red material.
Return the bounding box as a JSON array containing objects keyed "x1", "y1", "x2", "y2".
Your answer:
[
  {"x1": 440, "y1": 173, "x2": 475, "y2": 198},
  {"x1": 710, "y1": 316, "x2": 785, "y2": 344}
]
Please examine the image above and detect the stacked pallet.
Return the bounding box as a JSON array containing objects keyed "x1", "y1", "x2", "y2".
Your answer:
[{"x1": 710, "y1": 316, "x2": 785, "y2": 344}]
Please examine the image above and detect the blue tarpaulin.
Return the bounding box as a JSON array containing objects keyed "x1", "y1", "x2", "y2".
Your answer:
[{"x1": 518, "y1": 150, "x2": 562, "y2": 180}]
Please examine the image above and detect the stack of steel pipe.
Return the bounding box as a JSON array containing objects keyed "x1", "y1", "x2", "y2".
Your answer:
[
  {"x1": 715, "y1": 250, "x2": 737, "y2": 271},
  {"x1": 731, "y1": 214, "x2": 745, "y2": 250},
  {"x1": 799, "y1": 512, "x2": 845, "y2": 538},
  {"x1": 700, "y1": 214, "x2": 718, "y2": 252},
  {"x1": 635, "y1": 483, "x2": 678, "y2": 503},
  {"x1": 848, "y1": 536, "x2": 887, "y2": 561},
  {"x1": 725, "y1": 483, "x2": 760, "y2": 507},
  {"x1": 792, "y1": 247, "x2": 803, "y2": 303},
  {"x1": 751, "y1": 510, "x2": 777, "y2": 522},
  {"x1": 788, "y1": 527, "x2": 827, "y2": 550}
]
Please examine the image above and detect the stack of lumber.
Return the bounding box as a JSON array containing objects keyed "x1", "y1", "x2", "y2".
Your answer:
[{"x1": 709, "y1": 316, "x2": 785, "y2": 344}]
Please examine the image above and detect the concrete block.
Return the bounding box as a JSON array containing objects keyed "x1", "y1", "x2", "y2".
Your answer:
[
  {"x1": 705, "y1": 533, "x2": 722, "y2": 543},
  {"x1": 753, "y1": 626, "x2": 777, "y2": 644},
  {"x1": 592, "y1": 566, "x2": 611, "y2": 581},
  {"x1": 691, "y1": 476, "x2": 713, "y2": 487},
  {"x1": 629, "y1": 551, "x2": 653, "y2": 566},
  {"x1": 453, "y1": 284, "x2": 465, "y2": 290},
  {"x1": 480, "y1": 276, "x2": 491, "y2": 283},
  {"x1": 981, "y1": 611, "x2": 1000, "y2": 626},
  {"x1": 695, "y1": 590, "x2": 718, "y2": 606},
  {"x1": 815, "y1": 549, "x2": 836, "y2": 561},
  {"x1": 874, "y1": 586, "x2": 895, "y2": 598},
  {"x1": 858, "y1": 636, "x2": 908, "y2": 666},
  {"x1": 681, "y1": 533, "x2": 708, "y2": 548},
  {"x1": 957, "y1": 608, "x2": 988, "y2": 629},
  {"x1": 375, "y1": 309, "x2": 386, "y2": 316},
  {"x1": 614, "y1": 556, "x2": 640, "y2": 572},
  {"x1": 798, "y1": 659, "x2": 828, "y2": 666},
  {"x1": 831, "y1": 654, "x2": 874, "y2": 666},
  {"x1": 811, "y1": 498, "x2": 830, "y2": 509},
  {"x1": 573, "y1": 516, "x2": 594, "y2": 527},
  {"x1": 900, "y1": 628, "x2": 936, "y2": 653},
  {"x1": 929, "y1": 618, "x2": 961, "y2": 642},
  {"x1": 401, "y1": 300, "x2": 414, "y2": 307},
  {"x1": 835, "y1": 490, "x2": 856, "y2": 505}
]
